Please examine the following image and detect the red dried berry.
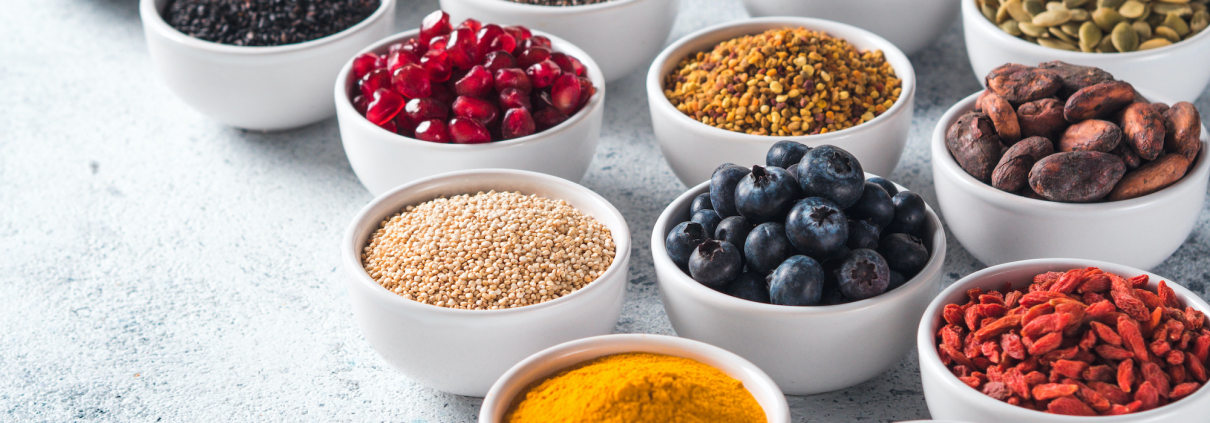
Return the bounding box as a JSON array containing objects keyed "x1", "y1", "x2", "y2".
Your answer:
[
  {"x1": 482, "y1": 51, "x2": 517, "y2": 73},
  {"x1": 550, "y1": 74, "x2": 582, "y2": 115},
  {"x1": 359, "y1": 68, "x2": 392, "y2": 98},
  {"x1": 413, "y1": 119, "x2": 450, "y2": 143},
  {"x1": 446, "y1": 28, "x2": 480, "y2": 70},
  {"x1": 454, "y1": 65, "x2": 493, "y2": 98},
  {"x1": 419, "y1": 10, "x2": 452, "y2": 45},
  {"x1": 452, "y1": 96, "x2": 499, "y2": 126},
  {"x1": 516, "y1": 46, "x2": 552, "y2": 69},
  {"x1": 498, "y1": 88, "x2": 532, "y2": 111},
  {"x1": 391, "y1": 64, "x2": 431, "y2": 99},
  {"x1": 501, "y1": 108, "x2": 536, "y2": 140},
  {"x1": 448, "y1": 117, "x2": 491, "y2": 144},
  {"x1": 494, "y1": 68, "x2": 533, "y2": 94},
  {"x1": 365, "y1": 88, "x2": 404, "y2": 125},
  {"x1": 526, "y1": 59, "x2": 562, "y2": 89},
  {"x1": 352, "y1": 52, "x2": 382, "y2": 80}
]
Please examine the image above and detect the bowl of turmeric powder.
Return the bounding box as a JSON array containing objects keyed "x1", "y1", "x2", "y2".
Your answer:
[{"x1": 479, "y1": 334, "x2": 790, "y2": 423}]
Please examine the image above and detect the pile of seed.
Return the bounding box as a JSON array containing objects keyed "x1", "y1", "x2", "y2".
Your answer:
[
  {"x1": 503, "y1": 0, "x2": 613, "y2": 5},
  {"x1": 976, "y1": 0, "x2": 1209, "y2": 53},
  {"x1": 165, "y1": 0, "x2": 380, "y2": 47},
  {"x1": 663, "y1": 27, "x2": 902, "y2": 137},
  {"x1": 361, "y1": 191, "x2": 615, "y2": 310}
]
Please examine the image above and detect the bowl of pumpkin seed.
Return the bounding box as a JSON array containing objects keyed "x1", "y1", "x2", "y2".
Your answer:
[{"x1": 962, "y1": 0, "x2": 1210, "y2": 102}]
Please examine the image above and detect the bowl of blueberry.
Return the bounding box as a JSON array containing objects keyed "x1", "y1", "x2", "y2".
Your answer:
[{"x1": 651, "y1": 141, "x2": 947, "y2": 395}]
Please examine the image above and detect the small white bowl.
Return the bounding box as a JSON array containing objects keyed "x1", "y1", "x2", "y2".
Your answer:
[
  {"x1": 140, "y1": 0, "x2": 395, "y2": 131},
  {"x1": 335, "y1": 28, "x2": 606, "y2": 195},
  {"x1": 917, "y1": 258, "x2": 1210, "y2": 422},
  {"x1": 650, "y1": 176, "x2": 947, "y2": 395},
  {"x1": 478, "y1": 333, "x2": 791, "y2": 423},
  {"x1": 440, "y1": 0, "x2": 680, "y2": 82},
  {"x1": 931, "y1": 90, "x2": 1210, "y2": 270},
  {"x1": 341, "y1": 169, "x2": 631, "y2": 397},
  {"x1": 741, "y1": 0, "x2": 960, "y2": 55},
  {"x1": 647, "y1": 17, "x2": 917, "y2": 187},
  {"x1": 961, "y1": 0, "x2": 1210, "y2": 102}
]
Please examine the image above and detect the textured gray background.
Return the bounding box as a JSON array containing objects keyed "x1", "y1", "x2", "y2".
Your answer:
[{"x1": 2, "y1": 0, "x2": 1209, "y2": 421}]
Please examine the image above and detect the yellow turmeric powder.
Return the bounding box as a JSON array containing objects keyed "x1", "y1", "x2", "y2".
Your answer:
[{"x1": 504, "y1": 352, "x2": 766, "y2": 423}]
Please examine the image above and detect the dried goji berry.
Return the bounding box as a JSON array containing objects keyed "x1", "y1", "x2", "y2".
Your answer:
[
  {"x1": 958, "y1": 375, "x2": 982, "y2": 388},
  {"x1": 979, "y1": 292, "x2": 1005, "y2": 304},
  {"x1": 1004, "y1": 368, "x2": 1031, "y2": 399},
  {"x1": 1082, "y1": 291, "x2": 1107, "y2": 305},
  {"x1": 965, "y1": 305, "x2": 982, "y2": 332},
  {"x1": 1118, "y1": 316, "x2": 1150, "y2": 363},
  {"x1": 1090, "y1": 321, "x2": 1123, "y2": 346},
  {"x1": 1034, "y1": 271, "x2": 1065, "y2": 289},
  {"x1": 941, "y1": 344, "x2": 976, "y2": 369},
  {"x1": 973, "y1": 315, "x2": 1022, "y2": 343},
  {"x1": 1169, "y1": 362, "x2": 1187, "y2": 385},
  {"x1": 1166, "y1": 319, "x2": 1184, "y2": 341},
  {"x1": 943, "y1": 303, "x2": 964, "y2": 326},
  {"x1": 982, "y1": 381, "x2": 1011, "y2": 400},
  {"x1": 1112, "y1": 288, "x2": 1151, "y2": 322},
  {"x1": 1150, "y1": 339, "x2": 1172, "y2": 357},
  {"x1": 1066, "y1": 379, "x2": 1112, "y2": 412},
  {"x1": 1085, "y1": 365, "x2": 1114, "y2": 382},
  {"x1": 1158, "y1": 281, "x2": 1181, "y2": 309},
  {"x1": 1134, "y1": 288, "x2": 1164, "y2": 311},
  {"x1": 1194, "y1": 334, "x2": 1210, "y2": 363},
  {"x1": 1088, "y1": 380, "x2": 1132, "y2": 405},
  {"x1": 1024, "y1": 370, "x2": 1048, "y2": 386},
  {"x1": 1118, "y1": 358, "x2": 1135, "y2": 393},
  {"x1": 1187, "y1": 308, "x2": 1206, "y2": 331},
  {"x1": 1001, "y1": 332, "x2": 1026, "y2": 361},
  {"x1": 982, "y1": 340, "x2": 1002, "y2": 363},
  {"x1": 1028, "y1": 332, "x2": 1063, "y2": 355},
  {"x1": 1085, "y1": 300, "x2": 1117, "y2": 321},
  {"x1": 1141, "y1": 361, "x2": 1171, "y2": 398},
  {"x1": 1187, "y1": 351, "x2": 1207, "y2": 383},
  {"x1": 1106, "y1": 404, "x2": 1131, "y2": 415},
  {"x1": 1128, "y1": 274, "x2": 1149, "y2": 289},
  {"x1": 940, "y1": 325, "x2": 963, "y2": 352},
  {"x1": 1047, "y1": 396, "x2": 1097, "y2": 416},
  {"x1": 1170, "y1": 382, "x2": 1200, "y2": 399},
  {"x1": 1053, "y1": 359, "x2": 1090, "y2": 380},
  {"x1": 967, "y1": 287, "x2": 984, "y2": 302},
  {"x1": 1078, "y1": 274, "x2": 1111, "y2": 294},
  {"x1": 1134, "y1": 381, "x2": 1159, "y2": 411},
  {"x1": 1166, "y1": 350, "x2": 1185, "y2": 366},
  {"x1": 1079, "y1": 329, "x2": 1097, "y2": 351},
  {"x1": 1020, "y1": 291, "x2": 1066, "y2": 308},
  {"x1": 1049, "y1": 268, "x2": 1088, "y2": 294},
  {"x1": 979, "y1": 303, "x2": 1009, "y2": 318},
  {"x1": 1023, "y1": 313, "x2": 1071, "y2": 338},
  {"x1": 1095, "y1": 345, "x2": 1134, "y2": 361},
  {"x1": 1005, "y1": 290, "x2": 1023, "y2": 309}
]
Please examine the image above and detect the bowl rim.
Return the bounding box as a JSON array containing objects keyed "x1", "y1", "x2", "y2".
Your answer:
[
  {"x1": 333, "y1": 27, "x2": 606, "y2": 151},
  {"x1": 447, "y1": 0, "x2": 661, "y2": 15},
  {"x1": 961, "y1": 0, "x2": 1210, "y2": 58},
  {"x1": 916, "y1": 258, "x2": 1210, "y2": 421},
  {"x1": 341, "y1": 168, "x2": 632, "y2": 316},
  {"x1": 650, "y1": 175, "x2": 947, "y2": 315},
  {"x1": 643, "y1": 16, "x2": 917, "y2": 146},
  {"x1": 478, "y1": 333, "x2": 791, "y2": 423},
  {"x1": 931, "y1": 89, "x2": 1210, "y2": 214},
  {"x1": 139, "y1": 0, "x2": 394, "y2": 55}
]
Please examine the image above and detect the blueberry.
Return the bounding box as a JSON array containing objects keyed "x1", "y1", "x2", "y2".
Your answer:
[
  {"x1": 846, "y1": 182, "x2": 894, "y2": 228},
  {"x1": 797, "y1": 145, "x2": 865, "y2": 209},
  {"x1": 878, "y1": 233, "x2": 929, "y2": 278},
  {"x1": 726, "y1": 271, "x2": 770, "y2": 303},
  {"x1": 885, "y1": 191, "x2": 927, "y2": 235},
  {"x1": 690, "y1": 193, "x2": 713, "y2": 216},
  {"x1": 887, "y1": 270, "x2": 908, "y2": 291},
  {"x1": 867, "y1": 176, "x2": 899, "y2": 196},
  {"x1": 744, "y1": 222, "x2": 795, "y2": 275},
  {"x1": 734, "y1": 165, "x2": 802, "y2": 223},
  {"x1": 768, "y1": 255, "x2": 825, "y2": 306},
  {"x1": 766, "y1": 140, "x2": 811, "y2": 168},
  {"x1": 822, "y1": 286, "x2": 849, "y2": 305},
  {"x1": 846, "y1": 219, "x2": 881, "y2": 250},
  {"x1": 715, "y1": 216, "x2": 753, "y2": 253},
  {"x1": 819, "y1": 244, "x2": 851, "y2": 272},
  {"x1": 688, "y1": 239, "x2": 743, "y2": 290},
  {"x1": 710, "y1": 164, "x2": 751, "y2": 218},
  {"x1": 836, "y1": 248, "x2": 891, "y2": 301},
  {"x1": 691, "y1": 209, "x2": 722, "y2": 237},
  {"x1": 786, "y1": 162, "x2": 800, "y2": 180},
  {"x1": 784, "y1": 197, "x2": 849, "y2": 258},
  {"x1": 665, "y1": 221, "x2": 707, "y2": 269}
]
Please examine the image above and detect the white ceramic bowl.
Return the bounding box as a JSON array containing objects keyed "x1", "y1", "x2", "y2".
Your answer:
[
  {"x1": 647, "y1": 17, "x2": 917, "y2": 187},
  {"x1": 917, "y1": 258, "x2": 1210, "y2": 422},
  {"x1": 341, "y1": 169, "x2": 631, "y2": 397},
  {"x1": 440, "y1": 0, "x2": 680, "y2": 82},
  {"x1": 741, "y1": 0, "x2": 960, "y2": 56},
  {"x1": 140, "y1": 0, "x2": 395, "y2": 131},
  {"x1": 651, "y1": 176, "x2": 947, "y2": 395},
  {"x1": 478, "y1": 334, "x2": 791, "y2": 423},
  {"x1": 932, "y1": 90, "x2": 1210, "y2": 270},
  {"x1": 961, "y1": 0, "x2": 1210, "y2": 102},
  {"x1": 335, "y1": 28, "x2": 606, "y2": 196}
]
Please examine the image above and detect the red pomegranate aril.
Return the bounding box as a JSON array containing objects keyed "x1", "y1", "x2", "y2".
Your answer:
[
  {"x1": 533, "y1": 107, "x2": 569, "y2": 130},
  {"x1": 429, "y1": 82, "x2": 457, "y2": 105},
  {"x1": 428, "y1": 35, "x2": 449, "y2": 53},
  {"x1": 550, "y1": 74, "x2": 582, "y2": 115},
  {"x1": 392, "y1": 64, "x2": 432, "y2": 99},
  {"x1": 387, "y1": 50, "x2": 421, "y2": 73},
  {"x1": 395, "y1": 112, "x2": 417, "y2": 136},
  {"x1": 526, "y1": 59, "x2": 563, "y2": 89},
  {"x1": 532, "y1": 89, "x2": 554, "y2": 110},
  {"x1": 352, "y1": 52, "x2": 382, "y2": 80},
  {"x1": 366, "y1": 88, "x2": 405, "y2": 125},
  {"x1": 576, "y1": 76, "x2": 594, "y2": 110},
  {"x1": 457, "y1": 18, "x2": 482, "y2": 33},
  {"x1": 494, "y1": 68, "x2": 533, "y2": 94},
  {"x1": 482, "y1": 51, "x2": 517, "y2": 73},
  {"x1": 516, "y1": 46, "x2": 551, "y2": 69},
  {"x1": 359, "y1": 68, "x2": 392, "y2": 98},
  {"x1": 414, "y1": 119, "x2": 451, "y2": 143},
  {"x1": 503, "y1": 25, "x2": 532, "y2": 42},
  {"x1": 419, "y1": 10, "x2": 452, "y2": 45},
  {"x1": 448, "y1": 117, "x2": 491, "y2": 144},
  {"x1": 498, "y1": 88, "x2": 532, "y2": 111},
  {"x1": 352, "y1": 94, "x2": 369, "y2": 115},
  {"x1": 501, "y1": 108, "x2": 536, "y2": 140},
  {"x1": 529, "y1": 35, "x2": 552, "y2": 48},
  {"x1": 421, "y1": 49, "x2": 453, "y2": 82},
  {"x1": 376, "y1": 118, "x2": 398, "y2": 133},
  {"x1": 400, "y1": 37, "x2": 426, "y2": 56},
  {"x1": 454, "y1": 65, "x2": 494, "y2": 98},
  {"x1": 550, "y1": 52, "x2": 586, "y2": 77},
  {"x1": 446, "y1": 28, "x2": 480, "y2": 70},
  {"x1": 476, "y1": 24, "x2": 503, "y2": 53},
  {"x1": 404, "y1": 97, "x2": 449, "y2": 122},
  {"x1": 452, "y1": 96, "x2": 500, "y2": 126}
]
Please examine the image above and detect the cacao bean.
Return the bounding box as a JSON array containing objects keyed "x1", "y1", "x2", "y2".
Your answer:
[
  {"x1": 1037, "y1": 61, "x2": 1115, "y2": 99},
  {"x1": 975, "y1": 90, "x2": 992, "y2": 113},
  {"x1": 1000, "y1": 136, "x2": 1056, "y2": 165},
  {"x1": 1111, "y1": 142, "x2": 1143, "y2": 170},
  {"x1": 1018, "y1": 98, "x2": 1068, "y2": 140},
  {"x1": 980, "y1": 92, "x2": 1023, "y2": 144},
  {"x1": 1106, "y1": 154, "x2": 1190, "y2": 201},
  {"x1": 986, "y1": 64, "x2": 1063, "y2": 104},
  {"x1": 1163, "y1": 102, "x2": 1202, "y2": 163},
  {"x1": 1064, "y1": 81, "x2": 1136, "y2": 122},
  {"x1": 1058, "y1": 119, "x2": 1122, "y2": 153},
  {"x1": 993, "y1": 155, "x2": 1035, "y2": 192},
  {"x1": 1028, "y1": 151, "x2": 1126, "y2": 202},
  {"x1": 1118, "y1": 103, "x2": 1165, "y2": 161},
  {"x1": 1151, "y1": 102, "x2": 1170, "y2": 116},
  {"x1": 947, "y1": 111, "x2": 1004, "y2": 182}
]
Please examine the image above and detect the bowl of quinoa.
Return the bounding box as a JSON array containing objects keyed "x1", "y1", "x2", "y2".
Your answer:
[{"x1": 341, "y1": 169, "x2": 631, "y2": 396}]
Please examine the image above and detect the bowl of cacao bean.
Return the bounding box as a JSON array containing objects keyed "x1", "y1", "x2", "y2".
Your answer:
[
  {"x1": 917, "y1": 258, "x2": 1210, "y2": 421},
  {"x1": 962, "y1": 0, "x2": 1210, "y2": 102},
  {"x1": 140, "y1": 0, "x2": 396, "y2": 131},
  {"x1": 651, "y1": 141, "x2": 947, "y2": 395},
  {"x1": 932, "y1": 62, "x2": 1208, "y2": 270},
  {"x1": 334, "y1": 11, "x2": 606, "y2": 195}
]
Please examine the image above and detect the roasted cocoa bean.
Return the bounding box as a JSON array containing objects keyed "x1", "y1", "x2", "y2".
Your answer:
[
  {"x1": 1001, "y1": 136, "x2": 1056, "y2": 164},
  {"x1": 986, "y1": 64, "x2": 1062, "y2": 104},
  {"x1": 947, "y1": 111, "x2": 1004, "y2": 182},
  {"x1": 1037, "y1": 61, "x2": 1115, "y2": 99},
  {"x1": 1064, "y1": 81, "x2": 1136, "y2": 122},
  {"x1": 1059, "y1": 120, "x2": 1122, "y2": 153},
  {"x1": 975, "y1": 90, "x2": 991, "y2": 113},
  {"x1": 980, "y1": 92, "x2": 1022, "y2": 144},
  {"x1": 993, "y1": 155, "x2": 1034, "y2": 193},
  {"x1": 1164, "y1": 102, "x2": 1202, "y2": 163},
  {"x1": 1119, "y1": 103, "x2": 1166, "y2": 161},
  {"x1": 1028, "y1": 151, "x2": 1126, "y2": 202},
  {"x1": 1018, "y1": 98, "x2": 1068, "y2": 140},
  {"x1": 1111, "y1": 142, "x2": 1143, "y2": 170},
  {"x1": 1151, "y1": 103, "x2": 1170, "y2": 116},
  {"x1": 1107, "y1": 154, "x2": 1191, "y2": 201}
]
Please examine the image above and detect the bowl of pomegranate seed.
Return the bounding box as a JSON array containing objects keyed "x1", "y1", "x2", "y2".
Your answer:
[
  {"x1": 917, "y1": 259, "x2": 1210, "y2": 421},
  {"x1": 334, "y1": 11, "x2": 605, "y2": 195}
]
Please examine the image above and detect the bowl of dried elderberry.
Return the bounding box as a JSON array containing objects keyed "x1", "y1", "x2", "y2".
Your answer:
[{"x1": 140, "y1": 0, "x2": 395, "y2": 130}]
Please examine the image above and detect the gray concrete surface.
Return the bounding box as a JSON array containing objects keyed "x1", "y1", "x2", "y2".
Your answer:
[{"x1": 2, "y1": 0, "x2": 1209, "y2": 421}]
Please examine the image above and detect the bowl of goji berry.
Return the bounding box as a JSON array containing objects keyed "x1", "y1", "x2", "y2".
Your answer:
[{"x1": 917, "y1": 258, "x2": 1210, "y2": 421}]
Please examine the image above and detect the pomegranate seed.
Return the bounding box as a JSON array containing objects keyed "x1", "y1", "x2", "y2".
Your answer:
[
  {"x1": 428, "y1": 35, "x2": 449, "y2": 53},
  {"x1": 419, "y1": 10, "x2": 452, "y2": 45},
  {"x1": 352, "y1": 94, "x2": 369, "y2": 115},
  {"x1": 359, "y1": 68, "x2": 391, "y2": 98},
  {"x1": 526, "y1": 59, "x2": 562, "y2": 89},
  {"x1": 429, "y1": 82, "x2": 457, "y2": 105},
  {"x1": 516, "y1": 46, "x2": 551, "y2": 69},
  {"x1": 392, "y1": 64, "x2": 432, "y2": 99},
  {"x1": 503, "y1": 25, "x2": 532, "y2": 42},
  {"x1": 414, "y1": 119, "x2": 451, "y2": 143},
  {"x1": 452, "y1": 96, "x2": 499, "y2": 125},
  {"x1": 532, "y1": 89, "x2": 554, "y2": 110},
  {"x1": 576, "y1": 76, "x2": 595, "y2": 110},
  {"x1": 498, "y1": 88, "x2": 532, "y2": 111},
  {"x1": 404, "y1": 97, "x2": 449, "y2": 123},
  {"x1": 448, "y1": 117, "x2": 491, "y2": 144},
  {"x1": 550, "y1": 52, "x2": 587, "y2": 77},
  {"x1": 376, "y1": 117, "x2": 398, "y2": 133},
  {"x1": 400, "y1": 38, "x2": 426, "y2": 56},
  {"x1": 482, "y1": 51, "x2": 517, "y2": 73},
  {"x1": 421, "y1": 49, "x2": 452, "y2": 82},
  {"x1": 550, "y1": 74, "x2": 581, "y2": 115},
  {"x1": 533, "y1": 107, "x2": 569, "y2": 130},
  {"x1": 352, "y1": 52, "x2": 382, "y2": 80},
  {"x1": 395, "y1": 112, "x2": 417, "y2": 136},
  {"x1": 454, "y1": 65, "x2": 493, "y2": 98},
  {"x1": 387, "y1": 50, "x2": 421, "y2": 73},
  {"x1": 529, "y1": 35, "x2": 552, "y2": 49},
  {"x1": 494, "y1": 68, "x2": 532, "y2": 94},
  {"x1": 457, "y1": 18, "x2": 482, "y2": 33},
  {"x1": 366, "y1": 88, "x2": 405, "y2": 125},
  {"x1": 501, "y1": 108, "x2": 536, "y2": 140},
  {"x1": 447, "y1": 28, "x2": 480, "y2": 70},
  {"x1": 476, "y1": 24, "x2": 502, "y2": 53}
]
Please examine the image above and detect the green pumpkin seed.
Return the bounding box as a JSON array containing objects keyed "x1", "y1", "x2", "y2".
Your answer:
[
  {"x1": 997, "y1": 1, "x2": 1013, "y2": 22},
  {"x1": 1192, "y1": 10, "x2": 1210, "y2": 33},
  {"x1": 1020, "y1": 21, "x2": 1052, "y2": 36},
  {"x1": 1061, "y1": 21, "x2": 1083, "y2": 35},
  {"x1": 1051, "y1": 26, "x2": 1078, "y2": 40},
  {"x1": 1154, "y1": 25, "x2": 1182, "y2": 41},
  {"x1": 1047, "y1": 1, "x2": 1068, "y2": 12},
  {"x1": 984, "y1": 3, "x2": 1000, "y2": 21},
  {"x1": 1065, "y1": 0, "x2": 1089, "y2": 7},
  {"x1": 1094, "y1": 7, "x2": 1126, "y2": 30},
  {"x1": 1079, "y1": 20, "x2": 1105, "y2": 47},
  {"x1": 1138, "y1": 38, "x2": 1174, "y2": 49},
  {"x1": 1070, "y1": 8, "x2": 1091, "y2": 20},
  {"x1": 1112, "y1": 21, "x2": 1140, "y2": 50},
  {"x1": 1034, "y1": 9, "x2": 1074, "y2": 25},
  {"x1": 1006, "y1": 0, "x2": 1035, "y2": 22},
  {"x1": 1147, "y1": 12, "x2": 1168, "y2": 26},
  {"x1": 1120, "y1": 0, "x2": 1148, "y2": 18},
  {"x1": 1001, "y1": 19, "x2": 1026, "y2": 35},
  {"x1": 1133, "y1": 20, "x2": 1153, "y2": 39},
  {"x1": 1098, "y1": 33, "x2": 1119, "y2": 51},
  {"x1": 1155, "y1": 0, "x2": 1191, "y2": 4},
  {"x1": 1025, "y1": 0, "x2": 1047, "y2": 15},
  {"x1": 1099, "y1": 0, "x2": 1125, "y2": 8},
  {"x1": 1154, "y1": 3, "x2": 1193, "y2": 16},
  {"x1": 1038, "y1": 37, "x2": 1081, "y2": 49},
  {"x1": 1163, "y1": 12, "x2": 1193, "y2": 34}
]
